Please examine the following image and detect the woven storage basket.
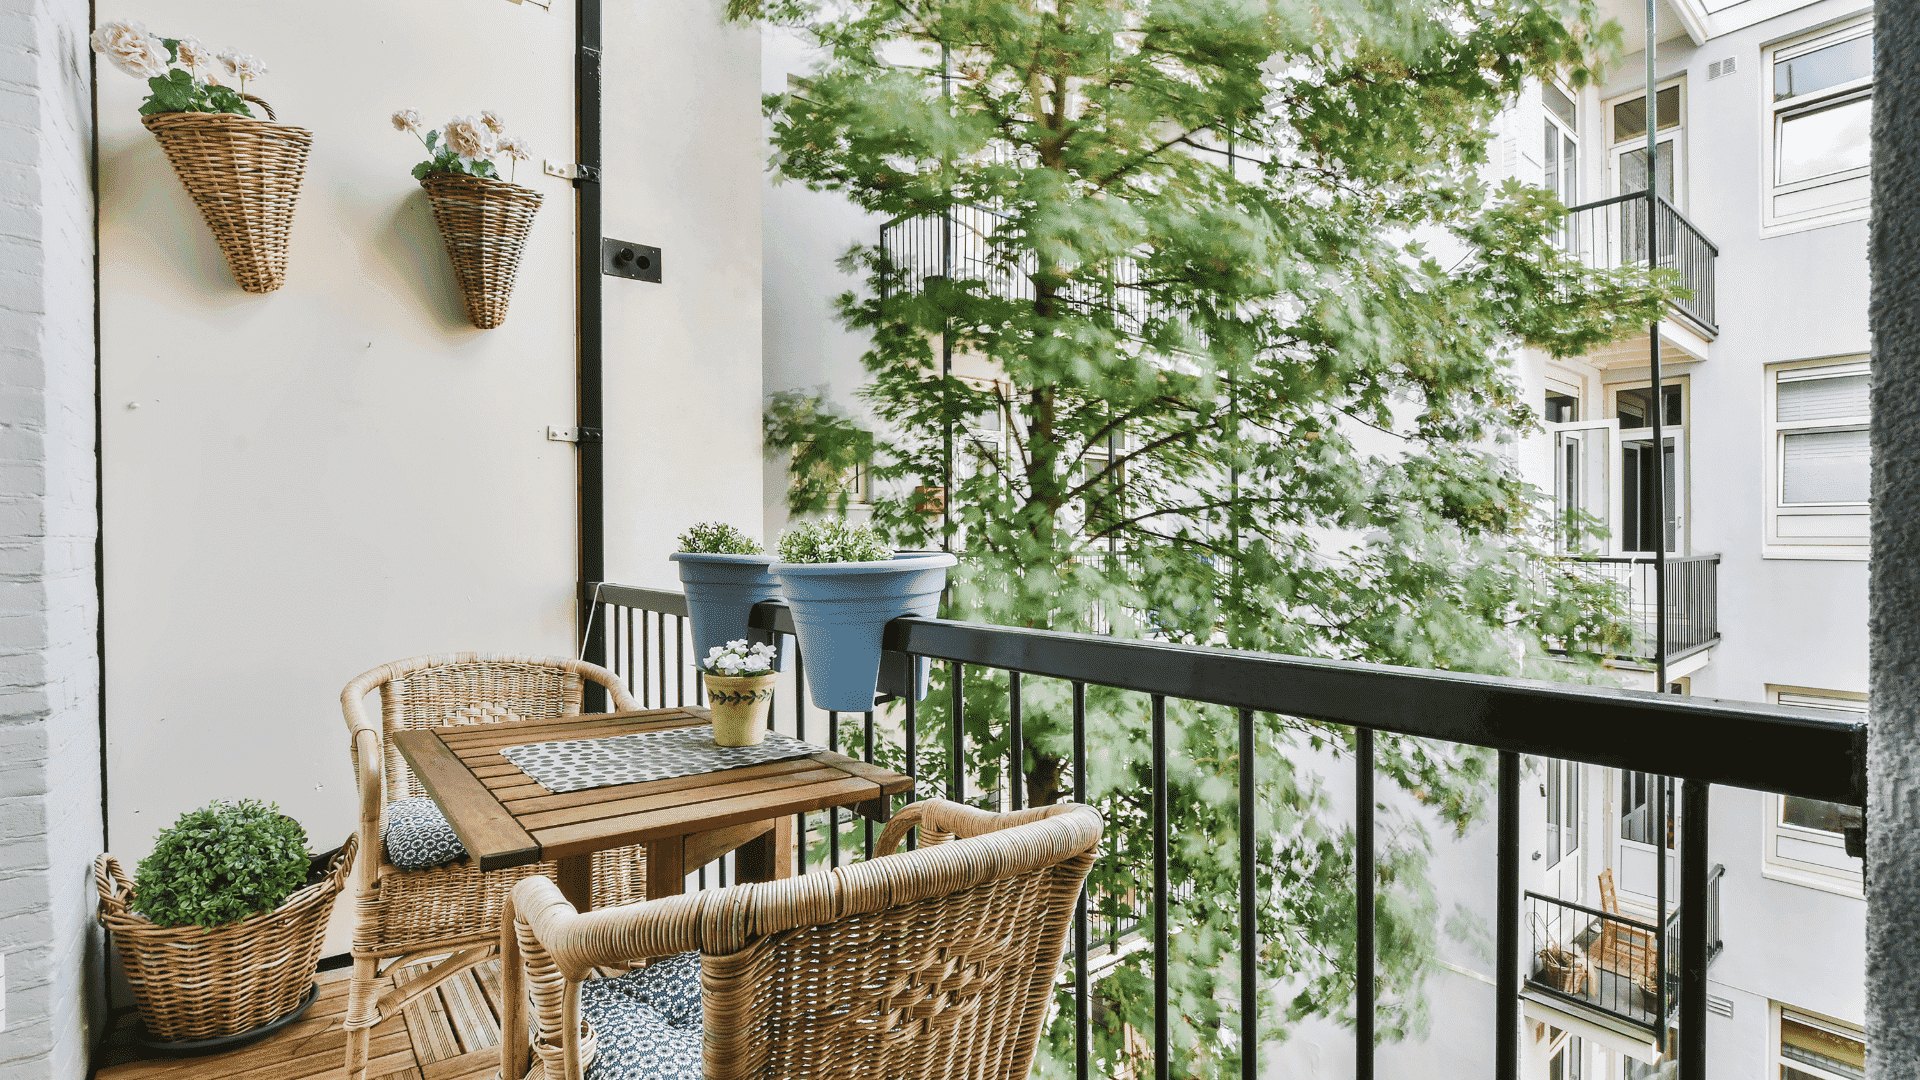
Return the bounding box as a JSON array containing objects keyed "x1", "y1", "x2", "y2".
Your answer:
[
  {"x1": 96, "y1": 834, "x2": 356, "y2": 1043},
  {"x1": 141, "y1": 98, "x2": 312, "y2": 295},
  {"x1": 420, "y1": 174, "x2": 543, "y2": 329}
]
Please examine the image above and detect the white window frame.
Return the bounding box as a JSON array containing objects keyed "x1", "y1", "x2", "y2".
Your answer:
[
  {"x1": 1763, "y1": 356, "x2": 1869, "y2": 560},
  {"x1": 1770, "y1": 1001, "x2": 1866, "y2": 1080},
  {"x1": 1761, "y1": 685, "x2": 1865, "y2": 898},
  {"x1": 1761, "y1": 17, "x2": 1874, "y2": 236},
  {"x1": 1605, "y1": 80, "x2": 1686, "y2": 211}
]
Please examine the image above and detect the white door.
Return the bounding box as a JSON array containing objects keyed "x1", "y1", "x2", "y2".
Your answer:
[
  {"x1": 1547, "y1": 419, "x2": 1622, "y2": 554},
  {"x1": 1616, "y1": 429, "x2": 1685, "y2": 556},
  {"x1": 1615, "y1": 770, "x2": 1676, "y2": 907}
]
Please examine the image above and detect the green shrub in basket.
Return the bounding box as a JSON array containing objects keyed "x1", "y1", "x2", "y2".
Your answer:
[{"x1": 133, "y1": 799, "x2": 310, "y2": 928}]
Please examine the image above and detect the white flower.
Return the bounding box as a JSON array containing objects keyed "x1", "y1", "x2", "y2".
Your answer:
[
  {"x1": 442, "y1": 115, "x2": 497, "y2": 160},
  {"x1": 391, "y1": 108, "x2": 424, "y2": 134},
  {"x1": 480, "y1": 110, "x2": 506, "y2": 133},
  {"x1": 91, "y1": 21, "x2": 169, "y2": 80},
  {"x1": 497, "y1": 133, "x2": 533, "y2": 162},
  {"x1": 215, "y1": 49, "x2": 267, "y2": 83},
  {"x1": 174, "y1": 36, "x2": 211, "y2": 70}
]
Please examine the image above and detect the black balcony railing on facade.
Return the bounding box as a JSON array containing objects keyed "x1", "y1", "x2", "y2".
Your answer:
[
  {"x1": 1562, "y1": 193, "x2": 1719, "y2": 336},
  {"x1": 1565, "y1": 553, "x2": 1721, "y2": 663},
  {"x1": 580, "y1": 581, "x2": 1862, "y2": 1080},
  {"x1": 1525, "y1": 865, "x2": 1722, "y2": 1033}
]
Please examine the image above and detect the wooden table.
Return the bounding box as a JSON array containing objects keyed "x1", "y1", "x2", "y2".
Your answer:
[{"x1": 391, "y1": 707, "x2": 914, "y2": 909}]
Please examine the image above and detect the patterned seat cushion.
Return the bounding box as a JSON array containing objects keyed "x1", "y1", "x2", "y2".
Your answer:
[
  {"x1": 381, "y1": 796, "x2": 467, "y2": 870},
  {"x1": 582, "y1": 951, "x2": 704, "y2": 1080}
]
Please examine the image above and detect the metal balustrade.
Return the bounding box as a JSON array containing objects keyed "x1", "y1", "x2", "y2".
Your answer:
[
  {"x1": 1563, "y1": 553, "x2": 1721, "y2": 662},
  {"x1": 1561, "y1": 193, "x2": 1719, "y2": 336},
  {"x1": 580, "y1": 580, "x2": 1862, "y2": 1080}
]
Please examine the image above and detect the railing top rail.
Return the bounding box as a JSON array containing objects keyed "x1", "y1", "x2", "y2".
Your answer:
[
  {"x1": 1562, "y1": 552, "x2": 1721, "y2": 566},
  {"x1": 727, "y1": 599, "x2": 1858, "y2": 804},
  {"x1": 1566, "y1": 191, "x2": 1649, "y2": 214},
  {"x1": 1654, "y1": 195, "x2": 1721, "y2": 257},
  {"x1": 1521, "y1": 890, "x2": 1662, "y2": 936}
]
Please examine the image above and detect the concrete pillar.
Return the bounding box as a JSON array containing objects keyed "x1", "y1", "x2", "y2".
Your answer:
[
  {"x1": 1869, "y1": 0, "x2": 1920, "y2": 1075},
  {"x1": 0, "y1": 0, "x2": 103, "y2": 1076}
]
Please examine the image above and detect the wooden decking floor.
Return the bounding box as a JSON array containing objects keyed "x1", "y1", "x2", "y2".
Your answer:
[{"x1": 98, "y1": 958, "x2": 509, "y2": 1080}]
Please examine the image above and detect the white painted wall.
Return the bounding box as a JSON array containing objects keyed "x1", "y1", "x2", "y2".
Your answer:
[{"x1": 95, "y1": 0, "x2": 761, "y2": 955}]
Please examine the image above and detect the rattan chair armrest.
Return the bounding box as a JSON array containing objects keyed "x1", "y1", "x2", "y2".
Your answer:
[{"x1": 875, "y1": 798, "x2": 1089, "y2": 856}]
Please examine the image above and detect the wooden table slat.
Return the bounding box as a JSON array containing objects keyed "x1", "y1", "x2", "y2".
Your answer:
[
  {"x1": 497, "y1": 757, "x2": 830, "y2": 814},
  {"x1": 391, "y1": 730, "x2": 541, "y2": 872},
  {"x1": 432, "y1": 708, "x2": 698, "y2": 744},
  {"x1": 449, "y1": 719, "x2": 696, "y2": 759},
  {"x1": 514, "y1": 767, "x2": 850, "y2": 833},
  {"x1": 531, "y1": 776, "x2": 883, "y2": 860}
]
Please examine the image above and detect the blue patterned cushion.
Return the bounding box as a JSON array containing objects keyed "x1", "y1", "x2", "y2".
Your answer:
[
  {"x1": 582, "y1": 951, "x2": 703, "y2": 1080},
  {"x1": 381, "y1": 796, "x2": 467, "y2": 870}
]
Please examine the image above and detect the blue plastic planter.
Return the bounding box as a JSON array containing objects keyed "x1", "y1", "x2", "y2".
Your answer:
[
  {"x1": 772, "y1": 552, "x2": 958, "y2": 712},
  {"x1": 669, "y1": 552, "x2": 782, "y2": 669}
]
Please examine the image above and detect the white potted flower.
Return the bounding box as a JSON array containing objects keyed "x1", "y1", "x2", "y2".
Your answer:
[
  {"x1": 771, "y1": 520, "x2": 956, "y2": 712},
  {"x1": 92, "y1": 22, "x2": 311, "y2": 293},
  {"x1": 700, "y1": 639, "x2": 780, "y2": 746},
  {"x1": 393, "y1": 109, "x2": 539, "y2": 329},
  {"x1": 669, "y1": 522, "x2": 782, "y2": 668}
]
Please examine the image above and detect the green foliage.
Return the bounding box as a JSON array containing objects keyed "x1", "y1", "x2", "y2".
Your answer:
[
  {"x1": 736, "y1": 0, "x2": 1651, "y2": 1074},
  {"x1": 133, "y1": 800, "x2": 310, "y2": 929},
  {"x1": 137, "y1": 64, "x2": 253, "y2": 118},
  {"x1": 409, "y1": 130, "x2": 501, "y2": 181},
  {"x1": 776, "y1": 518, "x2": 893, "y2": 563},
  {"x1": 677, "y1": 521, "x2": 765, "y2": 555}
]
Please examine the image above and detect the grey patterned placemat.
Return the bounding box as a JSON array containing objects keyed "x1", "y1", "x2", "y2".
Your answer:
[{"x1": 499, "y1": 725, "x2": 827, "y2": 795}]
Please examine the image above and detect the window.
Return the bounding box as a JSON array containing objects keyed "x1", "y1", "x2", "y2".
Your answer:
[
  {"x1": 1545, "y1": 392, "x2": 1579, "y2": 424},
  {"x1": 1763, "y1": 687, "x2": 1865, "y2": 895},
  {"x1": 1764, "y1": 20, "x2": 1873, "y2": 233},
  {"x1": 1614, "y1": 383, "x2": 1685, "y2": 555},
  {"x1": 1765, "y1": 358, "x2": 1868, "y2": 558},
  {"x1": 1545, "y1": 759, "x2": 1581, "y2": 867},
  {"x1": 1773, "y1": 1004, "x2": 1865, "y2": 1080},
  {"x1": 1608, "y1": 84, "x2": 1684, "y2": 264},
  {"x1": 1543, "y1": 81, "x2": 1579, "y2": 247}
]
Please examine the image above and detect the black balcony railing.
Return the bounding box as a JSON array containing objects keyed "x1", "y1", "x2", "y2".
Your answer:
[
  {"x1": 1525, "y1": 865, "x2": 1722, "y2": 1032},
  {"x1": 1564, "y1": 553, "x2": 1721, "y2": 663},
  {"x1": 1561, "y1": 193, "x2": 1719, "y2": 336},
  {"x1": 580, "y1": 580, "x2": 1862, "y2": 1080}
]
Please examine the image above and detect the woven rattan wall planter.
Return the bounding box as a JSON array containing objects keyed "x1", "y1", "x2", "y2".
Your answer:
[
  {"x1": 420, "y1": 174, "x2": 542, "y2": 329},
  {"x1": 142, "y1": 101, "x2": 313, "y2": 295},
  {"x1": 95, "y1": 834, "x2": 356, "y2": 1049}
]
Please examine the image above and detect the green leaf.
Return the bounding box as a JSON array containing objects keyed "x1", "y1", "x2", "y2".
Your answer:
[{"x1": 412, "y1": 161, "x2": 434, "y2": 180}]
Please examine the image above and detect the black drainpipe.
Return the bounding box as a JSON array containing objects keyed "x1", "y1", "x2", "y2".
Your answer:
[{"x1": 576, "y1": 0, "x2": 607, "y2": 709}]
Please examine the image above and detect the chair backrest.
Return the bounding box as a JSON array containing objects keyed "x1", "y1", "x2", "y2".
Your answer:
[
  {"x1": 342, "y1": 652, "x2": 638, "y2": 801},
  {"x1": 1598, "y1": 868, "x2": 1620, "y2": 916},
  {"x1": 505, "y1": 799, "x2": 1103, "y2": 1080}
]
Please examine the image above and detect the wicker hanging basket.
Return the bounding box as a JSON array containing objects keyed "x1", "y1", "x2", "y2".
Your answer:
[
  {"x1": 1538, "y1": 946, "x2": 1590, "y2": 995},
  {"x1": 420, "y1": 173, "x2": 543, "y2": 329},
  {"x1": 95, "y1": 834, "x2": 356, "y2": 1045},
  {"x1": 141, "y1": 97, "x2": 313, "y2": 295}
]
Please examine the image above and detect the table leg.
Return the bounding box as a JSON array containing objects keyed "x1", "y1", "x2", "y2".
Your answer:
[
  {"x1": 645, "y1": 837, "x2": 686, "y2": 901},
  {"x1": 736, "y1": 814, "x2": 795, "y2": 883},
  {"x1": 556, "y1": 854, "x2": 594, "y2": 912}
]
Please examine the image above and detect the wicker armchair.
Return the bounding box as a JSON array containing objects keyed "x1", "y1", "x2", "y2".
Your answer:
[
  {"x1": 502, "y1": 798, "x2": 1103, "y2": 1080},
  {"x1": 341, "y1": 652, "x2": 651, "y2": 1080}
]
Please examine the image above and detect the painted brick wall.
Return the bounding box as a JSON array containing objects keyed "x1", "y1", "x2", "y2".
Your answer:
[{"x1": 0, "y1": 0, "x2": 102, "y2": 1076}]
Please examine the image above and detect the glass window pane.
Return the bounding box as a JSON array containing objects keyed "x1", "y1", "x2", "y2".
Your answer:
[
  {"x1": 1544, "y1": 121, "x2": 1559, "y2": 193},
  {"x1": 1544, "y1": 82, "x2": 1577, "y2": 127},
  {"x1": 1783, "y1": 797, "x2": 1862, "y2": 835},
  {"x1": 1775, "y1": 34, "x2": 1874, "y2": 101},
  {"x1": 1782, "y1": 428, "x2": 1870, "y2": 504},
  {"x1": 1781, "y1": 1015, "x2": 1866, "y2": 1080},
  {"x1": 1779, "y1": 96, "x2": 1872, "y2": 184},
  {"x1": 1618, "y1": 142, "x2": 1676, "y2": 201},
  {"x1": 1780, "y1": 373, "x2": 1869, "y2": 422},
  {"x1": 1613, "y1": 86, "x2": 1681, "y2": 142}
]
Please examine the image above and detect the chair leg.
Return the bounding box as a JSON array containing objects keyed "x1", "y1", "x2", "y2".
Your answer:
[{"x1": 344, "y1": 954, "x2": 381, "y2": 1080}]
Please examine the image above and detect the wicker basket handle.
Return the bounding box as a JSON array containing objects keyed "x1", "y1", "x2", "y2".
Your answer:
[
  {"x1": 94, "y1": 854, "x2": 136, "y2": 921},
  {"x1": 242, "y1": 93, "x2": 276, "y2": 122}
]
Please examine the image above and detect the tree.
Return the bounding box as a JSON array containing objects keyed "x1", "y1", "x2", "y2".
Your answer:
[{"x1": 734, "y1": 0, "x2": 1669, "y2": 1075}]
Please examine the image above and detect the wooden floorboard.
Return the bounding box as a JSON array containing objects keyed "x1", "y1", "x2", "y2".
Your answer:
[{"x1": 97, "y1": 959, "x2": 505, "y2": 1080}]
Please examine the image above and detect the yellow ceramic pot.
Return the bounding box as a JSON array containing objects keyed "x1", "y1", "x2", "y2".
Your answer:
[{"x1": 703, "y1": 672, "x2": 777, "y2": 746}]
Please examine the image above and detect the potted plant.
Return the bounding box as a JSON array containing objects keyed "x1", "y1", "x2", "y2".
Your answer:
[
  {"x1": 670, "y1": 522, "x2": 783, "y2": 668},
  {"x1": 95, "y1": 799, "x2": 356, "y2": 1051},
  {"x1": 93, "y1": 22, "x2": 312, "y2": 293},
  {"x1": 700, "y1": 639, "x2": 781, "y2": 746},
  {"x1": 394, "y1": 109, "x2": 539, "y2": 329},
  {"x1": 771, "y1": 519, "x2": 957, "y2": 712}
]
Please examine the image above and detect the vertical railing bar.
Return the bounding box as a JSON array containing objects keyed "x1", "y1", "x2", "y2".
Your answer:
[
  {"x1": 795, "y1": 641, "x2": 806, "y2": 874},
  {"x1": 1073, "y1": 680, "x2": 1089, "y2": 1080},
  {"x1": 829, "y1": 709, "x2": 841, "y2": 869},
  {"x1": 1356, "y1": 727, "x2": 1375, "y2": 1080},
  {"x1": 624, "y1": 607, "x2": 634, "y2": 693},
  {"x1": 1009, "y1": 671, "x2": 1024, "y2": 812},
  {"x1": 607, "y1": 602, "x2": 619, "y2": 683},
  {"x1": 864, "y1": 709, "x2": 875, "y2": 861},
  {"x1": 639, "y1": 608, "x2": 649, "y2": 708},
  {"x1": 657, "y1": 611, "x2": 667, "y2": 708},
  {"x1": 1151, "y1": 693, "x2": 1169, "y2": 1080},
  {"x1": 1238, "y1": 707, "x2": 1257, "y2": 1080},
  {"x1": 905, "y1": 687, "x2": 918, "y2": 852},
  {"x1": 950, "y1": 661, "x2": 965, "y2": 804},
  {"x1": 1656, "y1": 775, "x2": 1669, "y2": 1035},
  {"x1": 1496, "y1": 751, "x2": 1519, "y2": 1080},
  {"x1": 675, "y1": 614, "x2": 685, "y2": 707}
]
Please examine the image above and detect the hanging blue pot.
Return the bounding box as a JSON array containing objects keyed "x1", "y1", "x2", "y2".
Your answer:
[
  {"x1": 772, "y1": 552, "x2": 958, "y2": 712},
  {"x1": 669, "y1": 552, "x2": 783, "y2": 669}
]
